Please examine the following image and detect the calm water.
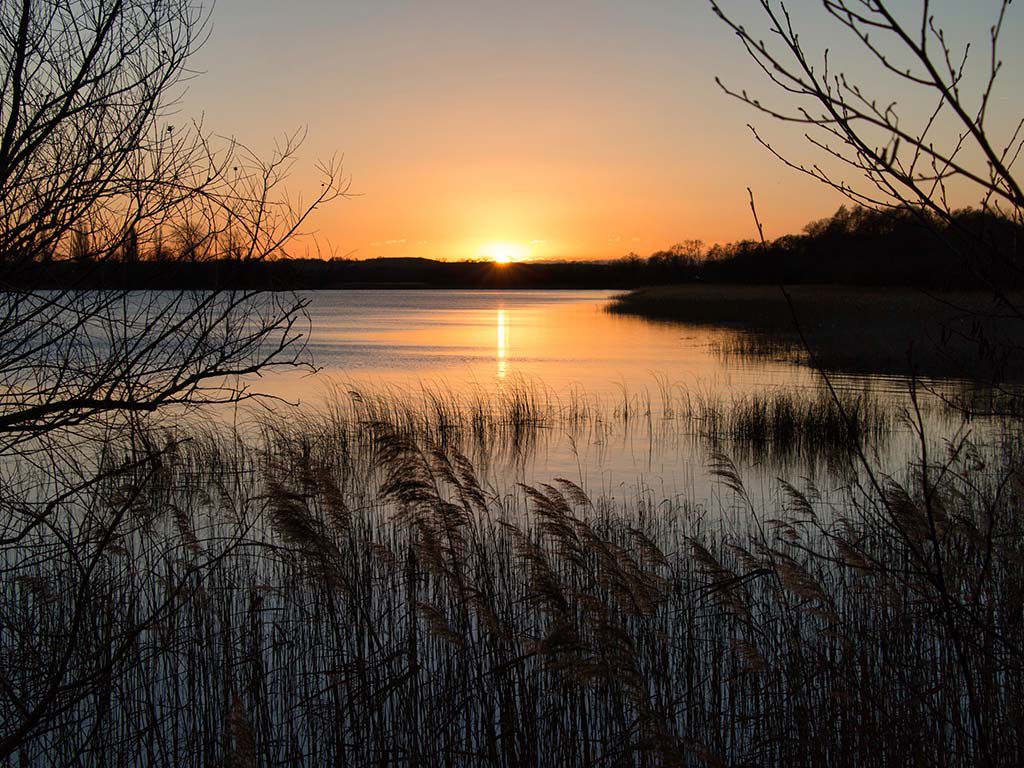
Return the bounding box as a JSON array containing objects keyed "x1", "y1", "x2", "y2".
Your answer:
[
  {"x1": 242, "y1": 290, "x2": 976, "y2": 506},
  {"x1": 267, "y1": 289, "x2": 839, "y2": 404}
]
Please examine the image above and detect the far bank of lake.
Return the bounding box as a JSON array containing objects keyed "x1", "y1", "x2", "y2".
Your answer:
[{"x1": 609, "y1": 283, "x2": 1024, "y2": 383}]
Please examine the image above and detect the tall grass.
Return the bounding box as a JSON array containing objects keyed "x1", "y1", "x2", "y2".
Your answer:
[
  {"x1": 1, "y1": 384, "x2": 1019, "y2": 765},
  {"x1": 266, "y1": 379, "x2": 900, "y2": 477}
]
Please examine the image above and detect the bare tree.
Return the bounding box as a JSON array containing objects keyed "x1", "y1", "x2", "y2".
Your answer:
[
  {"x1": 0, "y1": 0, "x2": 346, "y2": 758},
  {"x1": 710, "y1": 0, "x2": 1023, "y2": 293},
  {"x1": 709, "y1": 4, "x2": 1024, "y2": 764},
  {"x1": 0, "y1": 0, "x2": 347, "y2": 449},
  {"x1": 121, "y1": 224, "x2": 140, "y2": 263},
  {"x1": 710, "y1": 0, "x2": 1024, "y2": 392}
]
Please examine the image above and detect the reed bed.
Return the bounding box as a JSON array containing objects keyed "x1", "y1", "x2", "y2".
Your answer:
[
  {"x1": 1, "y1": 385, "x2": 1019, "y2": 766},
  {"x1": 265, "y1": 379, "x2": 900, "y2": 476}
]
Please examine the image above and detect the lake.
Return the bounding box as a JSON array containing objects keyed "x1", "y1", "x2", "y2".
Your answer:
[
  {"x1": 16, "y1": 290, "x2": 1017, "y2": 766},
  {"x1": 263, "y1": 289, "x2": 901, "y2": 403},
  {"x1": 236, "y1": 289, "x2": 984, "y2": 508}
]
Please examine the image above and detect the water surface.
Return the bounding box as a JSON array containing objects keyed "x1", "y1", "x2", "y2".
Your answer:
[
  {"x1": 245, "y1": 290, "x2": 985, "y2": 506},
  {"x1": 269, "y1": 289, "x2": 831, "y2": 403}
]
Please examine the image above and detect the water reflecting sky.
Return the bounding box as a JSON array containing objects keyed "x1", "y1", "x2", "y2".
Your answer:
[
  {"x1": 265, "y1": 289, "x2": 835, "y2": 406},
  {"x1": 235, "y1": 289, "x2": 985, "y2": 510}
]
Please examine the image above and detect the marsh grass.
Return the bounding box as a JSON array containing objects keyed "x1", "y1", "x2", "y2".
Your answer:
[
  {"x1": 2, "y1": 384, "x2": 1020, "y2": 765},
  {"x1": 682, "y1": 387, "x2": 893, "y2": 469},
  {"x1": 266, "y1": 379, "x2": 900, "y2": 479}
]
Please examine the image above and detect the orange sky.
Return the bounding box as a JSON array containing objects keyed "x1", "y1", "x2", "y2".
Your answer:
[{"x1": 183, "y1": 1, "x2": 1021, "y2": 262}]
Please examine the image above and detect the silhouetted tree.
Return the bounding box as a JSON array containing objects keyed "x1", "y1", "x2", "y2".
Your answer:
[
  {"x1": 173, "y1": 220, "x2": 209, "y2": 262},
  {"x1": 0, "y1": 0, "x2": 345, "y2": 759},
  {"x1": 711, "y1": 0, "x2": 1022, "y2": 291},
  {"x1": 68, "y1": 228, "x2": 92, "y2": 263},
  {"x1": 121, "y1": 226, "x2": 140, "y2": 264},
  {"x1": 710, "y1": 4, "x2": 1024, "y2": 764}
]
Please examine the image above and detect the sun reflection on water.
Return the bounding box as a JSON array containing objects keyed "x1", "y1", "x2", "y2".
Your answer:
[{"x1": 496, "y1": 308, "x2": 507, "y2": 379}]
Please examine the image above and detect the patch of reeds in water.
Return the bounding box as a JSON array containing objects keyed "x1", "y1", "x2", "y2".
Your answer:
[{"x1": 263, "y1": 378, "x2": 899, "y2": 480}]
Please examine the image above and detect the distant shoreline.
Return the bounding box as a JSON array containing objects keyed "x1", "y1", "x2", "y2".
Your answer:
[
  {"x1": 2, "y1": 258, "x2": 658, "y2": 291},
  {"x1": 1, "y1": 256, "x2": 1012, "y2": 292},
  {"x1": 10, "y1": 204, "x2": 1022, "y2": 292}
]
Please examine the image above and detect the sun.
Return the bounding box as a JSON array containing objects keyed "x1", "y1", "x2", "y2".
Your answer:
[{"x1": 481, "y1": 242, "x2": 529, "y2": 265}]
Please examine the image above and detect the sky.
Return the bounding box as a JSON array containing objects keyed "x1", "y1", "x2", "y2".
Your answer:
[{"x1": 182, "y1": 1, "x2": 1022, "y2": 262}]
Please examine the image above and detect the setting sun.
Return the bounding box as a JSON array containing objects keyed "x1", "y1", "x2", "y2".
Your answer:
[{"x1": 481, "y1": 242, "x2": 530, "y2": 264}]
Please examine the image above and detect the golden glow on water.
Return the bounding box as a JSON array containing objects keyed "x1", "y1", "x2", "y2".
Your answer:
[
  {"x1": 496, "y1": 308, "x2": 508, "y2": 379},
  {"x1": 261, "y1": 290, "x2": 849, "y2": 404}
]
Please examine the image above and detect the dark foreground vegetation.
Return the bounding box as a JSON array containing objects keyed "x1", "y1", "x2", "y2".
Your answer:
[
  {"x1": 10, "y1": 204, "x2": 1024, "y2": 291},
  {"x1": 6, "y1": 385, "x2": 1022, "y2": 766}
]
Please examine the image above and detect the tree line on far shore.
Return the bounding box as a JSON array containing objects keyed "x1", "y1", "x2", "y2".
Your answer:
[
  {"x1": 8, "y1": 204, "x2": 1022, "y2": 290},
  {"x1": 623, "y1": 204, "x2": 1022, "y2": 288}
]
